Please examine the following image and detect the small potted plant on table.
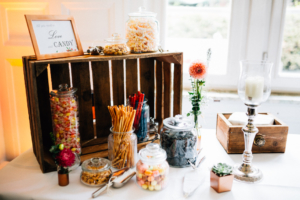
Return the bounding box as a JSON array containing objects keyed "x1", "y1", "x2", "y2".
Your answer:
[{"x1": 210, "y1": 163, "x2": 233, "y2": 193}]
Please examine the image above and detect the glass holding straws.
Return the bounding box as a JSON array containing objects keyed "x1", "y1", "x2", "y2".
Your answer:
[{"x1": 128, "y1": 92, "x2": 150, "y2": 142}]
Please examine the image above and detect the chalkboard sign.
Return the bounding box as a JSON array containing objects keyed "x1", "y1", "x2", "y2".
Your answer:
[{"x1": 25, "y1": 15, "x2": 83, "y2": 60}]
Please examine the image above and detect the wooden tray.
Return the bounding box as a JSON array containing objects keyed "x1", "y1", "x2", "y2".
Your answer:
[
  {"x1": 22, "y1": 52, "x2": 183, "y2": 173},
  {"x1": 216, "y1": 113, "x2": 289, "y2": 154}
]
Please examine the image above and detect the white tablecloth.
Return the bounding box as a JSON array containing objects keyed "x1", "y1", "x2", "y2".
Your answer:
[{"x1": 0, "y1": 129, "x2": 300, "y2": 200}]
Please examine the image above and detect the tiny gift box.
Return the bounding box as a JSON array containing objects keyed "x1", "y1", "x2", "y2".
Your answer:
[{"x1": 216, "y1": 113, "x2": 289, "y2": 154}]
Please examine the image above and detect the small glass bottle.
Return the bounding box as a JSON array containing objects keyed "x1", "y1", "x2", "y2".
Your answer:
[
  {"x1": 50, "y1": 84, "x2": 81, "y2": 155},
  {"x1": 126, "y1": 7, "x2": 160, "y2": 53},
  {"x1": 108, "y1": 127, "x2": 137, "y2": 169},
  {"x1": 136, "y1": 143, "x2": 169, "y2": 191},
  {"x1": 103, "y1": 33, "x2": 130, "y2": 55},
  {"x1": 80, "y1": 157, "x2": 112, "y2": 187},
  {"x1": 160, "y1": 115, "x2": 197, "y2": 168}
]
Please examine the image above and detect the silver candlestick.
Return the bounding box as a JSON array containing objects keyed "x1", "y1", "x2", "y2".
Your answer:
[{"x1": 234, "y1": 60, "x2": 273, "y2": 183}]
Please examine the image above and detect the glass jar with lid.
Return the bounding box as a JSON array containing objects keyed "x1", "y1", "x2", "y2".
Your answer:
[
  {"x1": 108, "y1": 127, "x2": 137, "y2": 169},
  {"x1": 160, "y1": 115, "x2": 197, "y2": 168},
  {"x1": 103, "y1": 33, "x2": 130, "y2": 55},
  {"x1": 126, "y1": 7, "x2": 160, "y2": 53},
  {"x1": 50, "y1": 84, "x2": 81, "y2": 155},
  {"x1": 80, "y1": 157, "x2": 112, "y2": 186},
  {"x1": 136, "y1": 143, "x2": 169, "y2": 191}
]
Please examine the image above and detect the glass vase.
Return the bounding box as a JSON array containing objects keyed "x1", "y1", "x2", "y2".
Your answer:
[{"x1": 57, "y1": 166, "x2": 69, "y2": 186}]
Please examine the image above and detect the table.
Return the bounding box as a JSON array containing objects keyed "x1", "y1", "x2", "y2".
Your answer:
[{"x1": 0, "y1": 129, "x2": 299, "y2": 200}]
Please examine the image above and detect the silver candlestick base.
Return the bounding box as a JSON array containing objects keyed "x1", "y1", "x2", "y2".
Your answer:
[{"x1": 233, "y1": 105, "x2": 263, "y2": 183}]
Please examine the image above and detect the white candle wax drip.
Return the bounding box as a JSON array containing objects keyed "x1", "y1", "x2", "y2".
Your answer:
[{"x1": 245, "y1": 76, "x2": 264, "y2": 102}]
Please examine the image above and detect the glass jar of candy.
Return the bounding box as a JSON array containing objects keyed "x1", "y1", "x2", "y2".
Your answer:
[
  {"x1": 50, "y1": 84, "x2": 81, "y2": 155},
  {"x1": 126, "y1": 7, "x2": 159, "y2": 53},
  {"x1": 80, "y1": 157, "x2": 112, "y2": 187},
  {"x1": 160, "y1": 115, "x2": 197, "y2": 168},
  {"x1": 136, "y1": 143, "x2": 169, "y2": 191},
  {"x1": 103, "y1": 33, "x2": 130, "y2": 55},
  {"x1": 108, "y1": 127, "x2": 137, "y2": 169}
]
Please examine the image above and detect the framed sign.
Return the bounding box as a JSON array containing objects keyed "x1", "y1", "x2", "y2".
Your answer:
[{"x1": 25, "y1": 15, "x2": 84, "y2": 60}]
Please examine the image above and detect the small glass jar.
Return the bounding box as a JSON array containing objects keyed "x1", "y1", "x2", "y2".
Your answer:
[
  {"x1": 134, "y1": 100, "x2": 150, "y2": 142},
  {"x1": 160, "y1": 115, "x2": 197, "y2": 168},
  {"x1": 50, "y1": 84, "x2": 81, "y2": 155},
  {"x1": 80, "y1": 157, "x2": 112, "y2": 187},
  {"x1": 103, "y1": 33, "x2": 130, "y2": 55},
  {"x1": 126, "y1": 7, "x2": 159, "y2": 53},
  {"x1": 136, "y1": 143, "x2": 169, "y2": 191},
  {"x1": 108, "y1": 127, "x2": 137, "y2": 169}
]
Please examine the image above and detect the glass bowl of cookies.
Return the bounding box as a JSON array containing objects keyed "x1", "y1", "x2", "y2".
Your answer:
[{"x1": 80, "y1": 157, "x2": 112, "y2": 187}]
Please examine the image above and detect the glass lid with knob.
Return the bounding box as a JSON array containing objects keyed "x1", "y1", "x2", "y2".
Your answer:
[
  {"x1": 139, "y1": 143, "x2": 167, "y2": 165},
  {"x1": 81, "y1": 157, "x2": 111, "y2": 172},
  {"x1": 163, "y1": 115, "x2": 194, "y2": 131},
  {"x1": 128, "y1": 6, "x2": 157, "y2": 17},
  {"x1": 50, "y1": 84, "x2": 77, "y2": 97}
]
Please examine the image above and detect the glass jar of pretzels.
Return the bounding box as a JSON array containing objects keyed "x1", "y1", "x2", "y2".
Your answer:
[
  {"x1": 107, "y1": 105, "x2": 138, "y2": 169},
  {"x1": 80, "y1": 157, "x2": 112, "y2": 186}
]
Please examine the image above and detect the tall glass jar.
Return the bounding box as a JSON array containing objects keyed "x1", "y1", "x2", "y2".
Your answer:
[
  {"x1": 126, "y1": 7, "x2": 159, "y2": 53},
  {"x1": 136, "y1": 143, "x2": 169, "y2": 191},
  {"x1": 50, "y1": 84, "x2": 81, "y2": 155},
  {"x1": 160, "y1": 115, "x2": 197, "y2": 168},
  {"x1": 108, "y1": 127, "x2": 137, "y2": 169}
]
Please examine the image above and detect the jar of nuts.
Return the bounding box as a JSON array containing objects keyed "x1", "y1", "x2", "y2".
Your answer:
[
  {"x1": 103, "y1": 33, "x2": 130, "y2": 55},
  {"x1": 80, "y1": 157, "x2": 112, "y2": 187}
]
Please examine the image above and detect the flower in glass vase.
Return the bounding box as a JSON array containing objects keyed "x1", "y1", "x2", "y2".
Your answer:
[{"x1": 187, "y1": 49, "x2": 211, "y2": 151}]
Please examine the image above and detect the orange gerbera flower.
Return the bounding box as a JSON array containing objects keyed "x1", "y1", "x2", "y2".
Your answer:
[{"x1": 189, "y1": 60, "x2": 207, "y2": 79}]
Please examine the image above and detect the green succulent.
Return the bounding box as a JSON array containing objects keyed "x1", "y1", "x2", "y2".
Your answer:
[{"x1": 212, "y1": 163, "x2": 233, "y2": 177}]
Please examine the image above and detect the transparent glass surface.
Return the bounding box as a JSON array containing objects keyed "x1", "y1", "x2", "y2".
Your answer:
[
  {"x1": 281, "y1": 0, "x2": 300, "y2": 73},
  {"x1": 167, "y1": 0, "x2": 231, "y2": 77},
  {"x1": 238, "y1": 60, "x2": 273, "y2": 106}
]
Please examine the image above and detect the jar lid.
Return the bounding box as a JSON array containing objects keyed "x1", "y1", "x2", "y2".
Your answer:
[
  {"x1": 81, "y1": 157, "x2": 111, "y2": 173},
  {"x1": 163, "y1": 115, "x2": 194, "y2": 130},
  {"x1": 139, "y1": 143, "x2": 166, "y2": 164},
  {"x1": 105, "y1": 33, "x2": 127, "y2": 43},
  {"x1": 128, "y1": 7, "x2": 157, "y2": 17},
  {"x1": 50, "y1": 84, "x2": 77, "y2": 97}
]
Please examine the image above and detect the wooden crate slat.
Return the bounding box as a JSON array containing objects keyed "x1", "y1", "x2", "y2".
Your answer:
[
  {"x1": 111, "y1": 60, "x2": 125, "y2": 105},
  {"x1": 173, "y1": 59, "x2": 183, "y2": 116},
  {"x1": 91, "y1": 61, "x2": 111, "y2": 140},
  {"x1": 36, "y1": 65, "x2": 56, "y2": 172},
  {"x1": 71, "y1": 62, "x2": 94, "y2": 141},
  {"x1": 81, "y1": 143, "x2": 108, "y2": 155},
  {"x1": 155, "y1": 60, "x2": 163, "y2": 126},
  {"x1": 50, "y1": 63, "x2": 70, "y2": 89},
  {"x1": 23, "y1": 57, "x2": 37, "y2": 156},
  {"x1": 140, "y1": 58, "x2": 155, "y2": 118},
  {"x1": 126, "y1": 59, "x2": 138, "y2": 96},
  {"x1": 163, "y1": 62, "x2": 172, "y2": 118}
]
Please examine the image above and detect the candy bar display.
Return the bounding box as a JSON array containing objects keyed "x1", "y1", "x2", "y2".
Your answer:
[
  {"x1": 136, "y1": 143, "x2": 169, "y2": 191},
  {"x1": 50, "y1": 84, "x2": 81, "y2": 155},
  {"x1": 160, "y1": 115, "x2": 197, "y2": 168},
  {"x1": 80, "y1": 157, "x2": 112, "y2": 187},
  {"x1": 103, "y1": 33, "x2": 130, "y2": 55},
  {"x1": 107, "y1": 105, "x2": 137, "y2": 169},
  {"x1": 126, "y1": 7, "x2": 159, "y2": 53}
]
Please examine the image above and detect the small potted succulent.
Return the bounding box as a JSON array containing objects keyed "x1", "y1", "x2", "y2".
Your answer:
[{"x1": 210, "y1": 163, "x2": 233, "y2": 193}]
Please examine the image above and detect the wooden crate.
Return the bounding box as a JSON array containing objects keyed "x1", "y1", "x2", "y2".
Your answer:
[
  {"x1": 22, "y1": 52, "x2": 183, "y2": 173},
  {"x1": 216, "y1": 113, "x2": 289, "y2": 154}
]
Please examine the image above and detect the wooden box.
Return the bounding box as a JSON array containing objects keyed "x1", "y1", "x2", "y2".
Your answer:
[
  {"x1": 216, "y1": 113, "x2": 289, "y2": 154},
  {"x1": 22, "y1": 52, "x2": 183, "y2": 173}
]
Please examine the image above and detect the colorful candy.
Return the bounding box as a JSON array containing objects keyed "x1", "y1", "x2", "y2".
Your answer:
[
  {"x1": 136, "y1": 160, "x2": 168, "y2": 191},
  {"x1": 50, "y1": 95, "x2": 81, "y2": 154}
]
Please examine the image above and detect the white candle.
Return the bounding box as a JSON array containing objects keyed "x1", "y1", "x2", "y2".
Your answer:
[{"x1": 245, "y1": 76, "x2": 264, "y2": 101}]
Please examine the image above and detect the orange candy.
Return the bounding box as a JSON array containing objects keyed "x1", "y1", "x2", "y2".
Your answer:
[{"x1": 145, "y1": 170, "x2": 152, "y2": 176}]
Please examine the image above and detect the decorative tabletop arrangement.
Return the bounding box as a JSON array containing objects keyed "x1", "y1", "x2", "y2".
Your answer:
[
  {"x1": 187, "y1": 49, "x2": 211, "y2": 150},
  {"x1": 210, "y1": 163, "x2": 234, "y2": 193},
  {"x1": 49, "y1": 140, "x2": 76, "y2": 186}
]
